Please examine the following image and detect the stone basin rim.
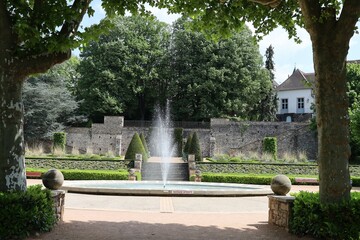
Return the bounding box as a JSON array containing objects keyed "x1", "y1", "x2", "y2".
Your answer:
[{"x1": 61, "y1": 180, "x2": 274, "y2": 197}]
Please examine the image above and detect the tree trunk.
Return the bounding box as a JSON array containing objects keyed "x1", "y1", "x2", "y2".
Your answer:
[
  {"x1": 0, "y1": 70, "x2": 26, "y2": 192},
  {"x1": 312, "y1": 33, "x2": 351, "y2": 203}
]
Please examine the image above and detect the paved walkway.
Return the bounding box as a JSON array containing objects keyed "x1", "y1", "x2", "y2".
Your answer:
[{"x1": 25, "y1": 179, "x2": 323, "y2": 240}]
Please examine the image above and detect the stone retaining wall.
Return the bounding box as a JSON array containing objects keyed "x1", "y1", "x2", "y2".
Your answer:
[{"x1": 64, "y1": 116, "x2": 317, "y2": 158}]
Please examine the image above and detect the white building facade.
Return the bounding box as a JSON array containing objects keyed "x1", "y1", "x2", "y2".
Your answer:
[{"x1": 276, "y1": 69, "x2": 315, "y2": 122}]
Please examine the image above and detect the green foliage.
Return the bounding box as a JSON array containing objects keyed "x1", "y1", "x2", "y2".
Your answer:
[
  {"x1": 183, "y1": 133, "x2": 193, "y2": 157},
  {"x1": 169, "y1": 17, "x2": 273, "y2": 121},
  {"x1": 263, "y1": 137, "x2": 277, "y2": 160},
  {"x1": 188, "y1": 132, "x2": 202, "y2": 161},
  {"x1": 61, "y1": 169, "x2": 131, "y2": 180},
  {"x1": 290, "y1": 191, "x2": 360, "y2": 239},
  {"x1": 0, "y1": 185, "x2": 56, "y2": 239},
  {"x1": 256, "y1": 45, "x2": 277, "y2": 121},
  {"x1": 53, "y1": 132, "x2": 66, "y2": 151},
  {"x1": 198, "y1": 173, "x2": 280, "y2": 185},
  {"x1": 348, "y1": 64, "x2": 360, "y2": 160},
  {"x1": 125, "y1": 133, "x2": 147, "y2": 161},
  {"x1": 139, "y1": 133, "x2": 150, "y2": 158},
  {"x1": 76, "y1": 15, "x2": 170, "y2": 121},
  {"x1": 23, "y1": 58, "x2": 83, "y2": 141},
  {"x1": 174, "y1": 128, "x2": 183, "y2": 157}
]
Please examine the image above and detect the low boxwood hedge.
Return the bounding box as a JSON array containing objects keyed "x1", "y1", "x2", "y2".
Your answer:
[
  {"x1": 0, "y1": 185, "x2": 56, "y2": 239},
  {"x1": 194, "y1": 173, "x2": 360, "y2": 186},
  {"x1": 26, "y1": 168, "x2": 141, "y2": 181},
  {"x1": 290, "y1": 191, "x2": 360, "y2": 239}
]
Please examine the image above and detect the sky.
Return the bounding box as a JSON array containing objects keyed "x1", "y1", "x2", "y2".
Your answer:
[{"x1": 80, "y1": 2, "x2": 360, "y2": 84}]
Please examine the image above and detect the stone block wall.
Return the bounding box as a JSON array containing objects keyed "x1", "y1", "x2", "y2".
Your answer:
[
  {"x1": 65, "y1": 116, "x2": 317, "y2": 158},
  {"x1": 210, "y1": 119, "x2": 317, "y2": 159}
]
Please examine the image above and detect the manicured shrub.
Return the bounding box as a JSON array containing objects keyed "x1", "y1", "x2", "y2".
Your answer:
[
  {"x1": 174, "y1": 128, "x2": 183, "y2": 157},
  {"x1": 125, "y1": 133, "x2": 148, "y2": 161},
  {"x1": 183, "y1": 133, "x2": 193, "y2": 156},
  {"x1": 0, "y1": 185, "x2": 56, "y2": 239},
  {"x1": 139, "y1": 133, "x2": 150, "y2": 158},
  {"x1": 290, "y1": 191, "x2": 360, "y2": 239},
  {"x1": 53, "y1": 132, "x2": 66, "y2": 151},
  {"x1": 189, "y1": 132, "x2": 202, "y2": 161},
  {"x1": 263, "y1": 137, "x2": 277, "y2": 160},
  {"x1": 198, "y1": 173, "x2": 278, "y2": 185}
]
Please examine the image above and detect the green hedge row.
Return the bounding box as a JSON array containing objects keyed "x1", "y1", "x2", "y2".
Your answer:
[
  {"x1": 291, "y1": 191, "x2": 360, "y2": 239},
  {"x1": 0, "y1": 185, "x2": 56, "y2": 239},
  {"x1": 194, "y1": 173, "x2": 360, "y2": 186},
  {"x1": 27, "y1": 169, "x2": 141, "y2": 181}
]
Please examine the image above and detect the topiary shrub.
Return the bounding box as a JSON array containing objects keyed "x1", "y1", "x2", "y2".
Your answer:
[
  {"x1": 189, "y1": 132, "x2": 202, "y2": 161},
  {"x1": 263, "y1": 137, "x2": 277, "y2": 160},
  {"x1": 174, "y1": 128, "x2": 183, "y2": 157},
  {"x1": 290, "y1": 191, "x2": 360, "y2": 239},
  {"x1": 0, "y1": 185, "x2": 56, "y2": 239},
  {"x1": 183, "y1": 133, "x2": 193, "y2": 157},
  {"x1": 125, "y1": 133, "x2": 147, "y2": 161},
  {"x1": 139, "y1": 133, "x2": 150, "y2": 158},
  {"x1": 53, "y1": 132, "x2": 66, "y2": 151}
]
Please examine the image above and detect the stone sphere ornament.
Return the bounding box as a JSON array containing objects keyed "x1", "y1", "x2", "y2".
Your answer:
[
  {"x1": 42, "y1": 169, "x2": 64, "y2": 190},
  {"x1": 271, "y1": 174, "x2": 292, "y2": 195}
]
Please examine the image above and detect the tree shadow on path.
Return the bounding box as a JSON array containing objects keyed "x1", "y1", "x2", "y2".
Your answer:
[{"x1": 28, "y1": 220, "x2": 313, "y2": 240}]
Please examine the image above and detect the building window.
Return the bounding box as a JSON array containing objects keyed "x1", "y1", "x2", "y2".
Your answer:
[
  {"x1": 281, "y1": 99, "x2": 288, "y2": 110},
  {"x1": 298, "y1": 98, "x2": 304, "y2": 109}
]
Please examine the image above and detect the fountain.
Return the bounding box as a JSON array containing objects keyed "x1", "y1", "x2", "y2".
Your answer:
[
  {"x1": 149, "y1": 102, "x2": 176, "y2": 187},
  {"x1": 61, "y1": 102, "x2": 273, "y2": 196}
]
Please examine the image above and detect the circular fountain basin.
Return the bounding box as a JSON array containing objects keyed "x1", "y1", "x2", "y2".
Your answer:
[{"x1": 61, "y1": 180, "x2": 273, "y2": 196}]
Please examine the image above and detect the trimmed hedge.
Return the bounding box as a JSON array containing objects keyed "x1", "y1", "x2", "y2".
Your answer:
[
  {"x1": 125, "y1": 133, "x2": 148, "y2": 161},
  {"x1": 139, "y1": 133, "x2": 150, "y2": 158},
  {"x1": 189, "y1": 132, "x2": 202, "y2": 161},
  {"x1": 174, "y1": 128, "x2": 183, "y2": 157},
  {"x1": 0, "y1": 185, "x2": 56, "y2": 239},
  {"x1": 194, "y1": 173, "x2": 285, "y2": 185},
  {"x1": 290, "y1": 191, "x2": 360, "y2": 239},
  {"x1": 263, "y1": 137, "x2": 277, "y2": 160},
  {"x1": 27, "y1": 168, "x2": 138, "y2": 180},
  {"x1": 53, "y1": 132, "x2": 66, "y2": 151},
  {"x1": 183, "y1": 133, "x2": 193, "y2": 156}
]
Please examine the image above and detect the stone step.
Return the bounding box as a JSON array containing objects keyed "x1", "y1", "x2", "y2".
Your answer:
[{"x1": 142, "y1": 162, "x2": 189, "y2": 181}]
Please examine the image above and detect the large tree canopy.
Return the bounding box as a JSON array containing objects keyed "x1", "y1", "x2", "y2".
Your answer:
[
  {"x1": 23, "y1": 58, "x2": 82, "y2": 142},
  {"x1": 0, "y1": 0, "x2": 359, "y2": 206},
  {"x1": 77, "y1": 15, "x2": 170, "y2": 121},
  {"x1": 169, "y1": 17, "x2": 272, "y2": 121}
]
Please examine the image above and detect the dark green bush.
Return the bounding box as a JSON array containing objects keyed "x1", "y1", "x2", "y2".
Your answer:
[
  {"x1": 139, "y1": 133, "x2": 150, "y2": 158},
  {"x1": 61, "y1": 169, "x2": 130, "y2": 180},
  {"x1": 0, "y1": 185, "x2": 56, "y2": 239},
  {"x1": 53, "y1": 132, "x2": 66, "y2": 151},
  {"x1": 189, "y1": 132, "x2": 202, "y2": 161},
  {"x1": 263, "y1": 137, "x2": 277, "y2": 160},
  {"x1": 125, "y1": 133, "x2": 147, "y2": 161},
  {"x1": 174, "y1": 128, "x2": 183, "y2": 157},
  {"x1": 290, "y1": 191, "x2": 360, "y2": 239},
  {"x1": 183, "y1": 133, "x2": 193, "y2": 157}
]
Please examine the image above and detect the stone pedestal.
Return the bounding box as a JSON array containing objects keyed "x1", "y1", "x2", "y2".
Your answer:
[
  {"x1": 188, "y1": 154, "x2": 196, "y2": 179},
  {"x1": 52, "y1": 190, "x2": 66, "y2": 222},
  {"x1": 134, "y1": 154, "x2": 142, "y2": 170},
  {"x1": 268, "y1": 195, "x2": 295, "y2": 231},
  {"x1": 128, "y1": 168, "x2": 137, "y2": 181}
]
